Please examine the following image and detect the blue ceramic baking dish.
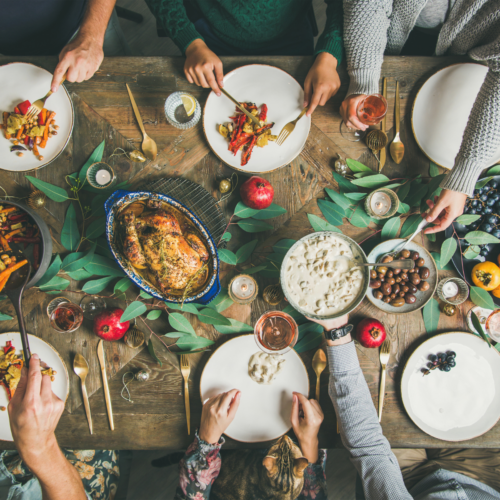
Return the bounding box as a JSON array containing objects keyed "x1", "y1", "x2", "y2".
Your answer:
[{"x1": 104, "y1": 189, "x2": 220, "y2": 305}]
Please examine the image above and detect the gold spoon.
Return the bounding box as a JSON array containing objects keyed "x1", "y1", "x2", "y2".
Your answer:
[
  {"x1": 73, "y1": 354, "x2": 93, "y2": 434},
  {"x1": 312, "y1": 349, "x2": 327, "y2": 401},
  {"x1": 390, "y1": 81, "x2": 404, "y2": 164},
  {"x1": 125, "y1": 84, "x2": 158, "y2": 161}
]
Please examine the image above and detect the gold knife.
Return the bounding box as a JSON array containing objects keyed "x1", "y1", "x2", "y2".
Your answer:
[
  {"x1": 220, "y1": 88, "x2": 261, "y2": 127},
  {"x1": 97, "y1": 340, "x2": 114, "y2": 431},
  {"x1": 379, "y1": 78, "x2": 387, "y2": 171}
]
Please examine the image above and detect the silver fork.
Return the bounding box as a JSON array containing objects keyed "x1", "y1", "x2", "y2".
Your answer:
[
  {"x1": 276, "y1": 107, "x2": 308, "y2": 146},
  {"x1": 378, "y1": 339, "x2": 391, "y2": 422}
]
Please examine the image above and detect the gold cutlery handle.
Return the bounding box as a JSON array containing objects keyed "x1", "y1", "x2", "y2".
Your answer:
[
  {"x1": 220, "y1": 88, "x2": 260, "y2": 126},
  {"x1": 378, "y1": 366, "x2": 387, "y2": 422},
  {"x1": 394, "y1": 81, "x2": 400, "y2": 135},
  {"x1": 315, "y1": 375, "x2": 320, "y2": 401},
  {"x1": 294, "y1": 107, "x2": 308, "y2": 125},
  {"x1": 101, "y1": 368, "x2": 114, "y2": 431},
  {"x1": 379, "y1": 78, "x2": 387, "y2": 172},
  {"x1": 81, "y1": 381, "x2": 93, "y2": 435},
  {"x1": 126, "y1": 83, "x2": 147, "y2": 137},
  {"x1": 184, "y1": 379, "x2": 191, "y2": 435}
]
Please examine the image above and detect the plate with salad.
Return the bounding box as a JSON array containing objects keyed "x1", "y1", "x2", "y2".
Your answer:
[{"x1": 0, "y1": 62, "x2": 74, "y2": 172}]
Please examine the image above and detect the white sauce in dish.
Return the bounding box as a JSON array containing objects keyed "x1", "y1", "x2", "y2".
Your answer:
[
  {"x1": 285, "y1": 234, "x2": 364, "y2": 316},
  {"x1": 248, "y1": 352, "x2": 286, "y2": 385}
]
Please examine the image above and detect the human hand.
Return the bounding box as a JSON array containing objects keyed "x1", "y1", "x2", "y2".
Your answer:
[
  {"x1": 51, "y1": 34, "x2": 104, "y2": 93},
  {"x1": 291, "y1": 392, "x2": 324, "y2": 463},
  {"x1": 339, "y1": 94, "x2": 368, "y2": 131},
  {"x1": 304, "y1": 53, "x2": 341, "y2": 117},
  {"x1": 8, "y1": 354, "x2": 64, "y2": 470},
  {"x1": 423, "y1": 189, "x2": 468, "y2": 234},
  {"x1": 199, "y1": 389, "x2": 241, "y2": 444},
  {"x1": 184, "y1": 39, "x2": 224, "y2": 96}
]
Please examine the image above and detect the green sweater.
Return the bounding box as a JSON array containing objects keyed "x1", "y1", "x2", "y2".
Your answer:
[{"x1": 145, "y1": 0, "x2": 343, "y2": 62}]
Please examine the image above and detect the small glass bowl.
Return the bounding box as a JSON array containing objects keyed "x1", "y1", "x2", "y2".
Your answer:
[
  {"x1": 364, "y1": 188, "x2": 399, "y2": 220},
  {"x1": 49, "y1": 302, "x2": 84, "y2": 333},
  {"x1": 164, "y1": 91, "x2": 201, "y2": 130},
  {"x1": 436, "y1": 277, "x2": 469, "y2": 305},
  {"x1": 86, "y1": 162, "x2": 116, "y2": 189}
]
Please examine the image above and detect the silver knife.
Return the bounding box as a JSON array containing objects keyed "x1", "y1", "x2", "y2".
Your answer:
[
  {"x1": 220, "y1": 88, "x2": 261, "y2": 127},
  {"x1": 97, "y1": 340, "x2": 114, "y2": 431}
]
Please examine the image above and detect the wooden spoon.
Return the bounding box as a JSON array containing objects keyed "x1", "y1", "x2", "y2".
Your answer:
[{"x1": 312, "y1": 348, "x2": 327, "y2": 401}]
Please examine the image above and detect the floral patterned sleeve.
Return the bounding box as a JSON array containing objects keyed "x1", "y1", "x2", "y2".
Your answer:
[
  {"x1": 298, "y1": 449, "x2": 328, "y2": 499},
  {"x1": 174, "y1": 431, "x2": 224, "y2": 500}
]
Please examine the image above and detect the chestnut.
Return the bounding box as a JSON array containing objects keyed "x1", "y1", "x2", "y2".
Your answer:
[
  {"x1": 373, "y1": 290, "x2": 384, "y2": 300},
  {"x1": 400, "y1": 272, "x2": 408, "y2": 281},
  {"x1": 405, "y1": 294, "x2": 417, "y2": 304},
  {"x1": 370, "y1": 279, "x2": 382, "y2": 289},
  {"x1": 410, "y1": 273, "x2": 421, "y2": 285},
  {"x1": 392, "y1": 284, "x2": 400, "y2": 295},
  {"x1": 387, "y1": 270, "x2": 394, "y2": 278},
  {"x1": 381, "y1": 282, "x2": 392, "y2": 295},
  {"x1": 419, "y1": 267, "x2": 430, "y2": 279},
  {"x1": 408, "y1": 284, "x2": 417, "y2": 293},
  {"x1": 386, "y1": 277, "x2": 396, "y2": 285},
  {"x1": 402, "y1": 285, "x2": 409, "y2": 293},
  {"x1": 395, "y1": 276, "x2": 402, "y2": 283},
  {"x1": 411, "y1": 251, "x2": 420, "y2": 261},
  {"x1": 401, "y1": 249, "x2": 411, "y2": 259},
  {"x1": 377, "y1": 266, "x2": 388, "y2": 275},
  {"x1": 382, "y1": 296, "x2": 391, "y2": 303},
  {"x1": 381, "y1": 255, "x2": 394, "y2": 263},
  {"x1": 378, "y1": 272, "x2": 385, "y2": 280},
  {"x1": 393, "y1": 268, "x2": 401, "y2": 275},
  {"x1": 390, "y1": 293, "x2": 396, "y2": 299},
  {"x1": 416, "y1": 258, "x2": 425, "y2": 267},
  {"x1": 390, "y1": 297, "x2": 405, "y2": 307},
  {"x1": 399, "y1": 291, "x2": 406, "y2": 298},
  {"x1": 418, "y1": 281, "x2": 430, "y2": 292},
  {"x1": 370, "y1": 270, "x2": 378, "y2": 279}
]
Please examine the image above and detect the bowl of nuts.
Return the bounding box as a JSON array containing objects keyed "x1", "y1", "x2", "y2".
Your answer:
[{"x1": 366, "y1": 239, "x2": 438, "y2": 314}]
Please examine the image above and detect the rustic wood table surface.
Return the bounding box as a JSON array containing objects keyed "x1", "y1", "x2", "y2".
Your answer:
[{"x1": 1, "y1": 54, "x2": 496, "y2": 451}]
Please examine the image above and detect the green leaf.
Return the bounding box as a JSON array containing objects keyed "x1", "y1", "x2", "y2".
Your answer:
[
  {"x1": 465, "y1": 231, "x2": 500, "y2": 245},
  {"x1": 234, "y1": 201, "x2": 259, "y2": 218},
  {"x1": 471, "y1": 312, "x2": 492, "y2": 348},
  {"x1": 214, "y1": 318, "x2": 254, "y2": 334},
  {"x1": 405, "y1": 184, "x2": 429, "y2": 207},
  {"x1": 90, "y1": 194, "x2": 107, "y2": 218},
  {"x1": 207, "y1": 288, "x2": 233, "y2": 313},
  {"x1": 353, "y1": 172, "x2": 373, "y2": 178},
  {"x1": 422, "y1": 298, "x2": 440, "y2": 334},
  {"x1": 114, "y1": 277, "x2": 133, "y2": 294},
  {"x1": 175, "y1": 336, "x2": 214, "y2": 351},
  {"x1": 397, "y1": 202, "x2": 410, "y2": 214},
  {"x1": 381, "y1": 217, "x2": 401, "y2": 240},
  {"x1": 440, "y1": 238, "x2": 458, "y2": 269},
  {"x1": 430, "y1": 251, "x2": 454, "y2": 271},
  {"x1": 62, "y1": 252, "x2": 84, "y2": 268},
  {"x1": 39, "y1": 276, "x2": 70, "y2": 291},
  {"x1": 346, "y1": 158, "x2": 372, "y2": 173},
  {"x1": 164, "y1": 332, "x2": 186, "y2": 338},
  {"x1": 325, "y1": 188, "x2": 352, "y2": 210},
  {"x1": 82, "y1": 276, "x2": 116, "y2": 294},
  {"x1": 456, "y1": 214, "x2": 481, "y2": 225},
  {"x1": 470, "y1": 286, "x2": 496, "y2": 310},
  {"x1": 236, "y1": 239, "x2": 258, "y2": 263},
  {"x1": 318, "y1": 199, "x2": 344, "y2": 225},
  {"x1": 244, "y1": 264, "x2": 268, "y2": 274},
  {"x1": 95, "y1": 238, "x2": 114, "y2": 259},
  {"x1": 169, "y1": 312, "x2": 196, "y2": 336},
  {"x1": 197, "y1": 308, "x2": 231, "y2": 326},
  {"x1": 351, "y1": 174, "x2": 390, "y2": 189},
  {"x1": 61, "y1": 204, "x2": 80, "y2": 251},
  {"x1": 0, "y1": 313, "x2": 13, "y2": 321},
  {"x1": 86, "y1": 217, "x2": 107, "y2": 239},
  {"x1": 333, "y1": 172, "x2": 358, "y2": 193},
  {"x1": 167, "y1": 302, "x2": 200, "y2": 315},
  {"x1": 266, "y1": 253, "x2": 284, "y2": 265},
  {"x1": 283, "y1": 304, "x2": 308, "y2": 324},
  {"x1": 429, "y1": 162, "x2": 440, "y2": 177},
  {"x1": 383, "y1": 183, "x2": 402, "y2": 190},
  {"x1": 350, "y1": 205, "x2": 372, "y2": 228},
  {"x1": 487, "y1": 165, "x2": 500, "y2": 176},
  {"x1": 79, "y1": 140, "x2": 105, "y2": 182},
  {"x1": 400, "y1": 214, "x2": 422, "y2": 239},
  {"x1": 64, "y1": 243, "x2": 96, "y2": 272},
  {"x1": 397, "y1": 182, "x2": 411, "y2": 202},
  {"x1": 85, "y1": 254, "x2": 125, "y2": 277},
  {"x1": 307, "y1": 214, "x2": 342, "y2": 233},
  {"x1": 147, "y1": 339, "x2": 162, "y2": 367},
  {"x1": 463, "y1": 245, "x2": 480, "y2": 259},
  {"x1": 258, "y1": 265, "x2": 280, "y2": 278},
  {"x1": 424, "y1": 174, "x2": 447, "y2": 198},
  {"x1": 251, "y1": 203, "x2": 287, "y2": 220},
  {"x1": 218, "y1": 249, "x2": 237, "y2": 265},
  {"x1": 67, "y1": 269, "x2": 93, "y2": 280},
  {"x1": 298, "y1": 322, "x2": 323, "y2": 341},
  {"x1": 475, "y1": 176, "x2": 494, "y2": 189},
  {"x1": 120, "y1": 301, "x2": 147, "y2": 323},
  {"x1": 25, "y1": 176, "x2": 70, "y2": 202},
  {"x1": 273, "y1": 239, "x2": 297, "y2": 254},
  {"x1": 37, "y1": 255, "x2": 62, "y2": 287},
  {"x1": 344, "y1": 192, "x2": 367, "y2": 201},
  {"x1": 294, "y1": 329, "x2": 324, "y2": 353},
  {"x1": 236, "y1": 219, "x2": 273, "y2": 233},
  {"x1": 140, "y1": 290, "x2": 153, "y2": 299},
  {"x1": 221, "y1": 232, "x2": 232, "y2": 242},
  {"x1": 426, "y1": 232, "x2": 436, "y2": 242}
]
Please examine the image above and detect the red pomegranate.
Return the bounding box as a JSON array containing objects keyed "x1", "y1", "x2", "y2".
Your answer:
[
  {"x1": 356, "y1": 318, "x2": 386, "y2": 348},
  {"x1": 93, "y1": 308, "x2": 130, "y2": 341},
  {"x1": 240, "y1": 176, "x2": 274, "y2": 210}
]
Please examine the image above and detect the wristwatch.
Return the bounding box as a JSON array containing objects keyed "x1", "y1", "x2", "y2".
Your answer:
[{"x1": 324, "y1": 324, "x2": 353, "y2": 341}]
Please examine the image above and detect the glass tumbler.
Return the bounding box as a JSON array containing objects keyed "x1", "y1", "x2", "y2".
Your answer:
[{"x1": 165, "y1": 91, "x2": 201, "y2": 130}]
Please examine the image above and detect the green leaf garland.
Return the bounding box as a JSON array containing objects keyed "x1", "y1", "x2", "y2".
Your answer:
[
  {"x1": 273, "y1": 239, "x2": 297, "y2": 254},
  {"x1": 307, "y1": 214, "x2": 342, "y2": 233},
  {"x1": 147, "y1": 339, "x2": 162, "y2": 366},
  {"x1": 214, "y1": 318, "x2": 254, "y2": 334},
  {"x1": 37, "y1": 255, "x2": 62, "y2": 287},
  {"x1": 25, "y1": 176, "x2": 70, "y2": 202},
  {"x1": 169, "y1": 312, "x2": 196, "y2": 336},
  {"x1": 79, "y1": 140, "x2": 105, "y2": 182},
  {"x1": 429, "y1": 162, "x2": 440, "y2": 177},
  {"x1": 471, "y1": 312, "x2": 491, "y2": 348},
  {"x1": 218, "y1": 249, "x2": 237, "y2": 265},
  {"x1": 464, "y1": 231, "x2": 500, "y2": 245},
  {"x1": 333, "y1": 172, "x2": 358, "y2": 193},
  {"x1": 82, "y1": 276, "x2": 116, "y2": 294},
  {"x1": 234, "y1": 201, "x2": 259, "y2": 218},
  {"x1": 85, "y1": 254, "x2": 125, "y2": 277},
  {"x1": 120, "y1": 301, "x2": 147, "y2": 323},
  {"x1": 350, "y1": 205, "x2": 372, "y2": 228},
  {"x1": 470, "y1": 286, "x2": 496, "y2": 310},
  {"x1": 381, "y1": 217, "x2": 401, "y2": 240},
  {"x1": 455, "y1": 214, "x2": 481, "y2": 225},
  {"x1": 400, "y1": 214, "x2": 422, "y2": 238},
  {"x1": 61, "y1": 204, "x2": 80, "y2": 251},
  {"x1": 422, "y1": 298, "x2": 440, "y2": 335},
  {"x1": 440, "y1": 238, "x2": 458, "y2": 268},
  {"x1": 346, "y1": 159, "x2": 372, "y2": 173},
  {"x1": 207, "y1": 288, "x2": 234, "y2": 313},
  {"x1": 325, "y1": 188, "x2": 352, "y2": 210},
  {"x1": 236, "y1": 219, "x2": 273, "y2": 233},
  {"x1": 251, "y1": 203, "x2": 287, "y2": 220},
  {"x1": 351, "y1": 174, "x2": 390, "y2": 189},
  {"x1": 86, "y1": 217, "x2": 107, "y2": 239},
  {"x1": 317, "y1": 199, "x2": 344, "y2": 225},
  {"x1": 197, "y1": 308, "x2": 231, "y2": 326},
  {"x1": 236, "y1": 239, "x2": 258, "y2": 263}
]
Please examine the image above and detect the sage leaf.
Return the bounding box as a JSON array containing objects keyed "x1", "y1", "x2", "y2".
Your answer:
[
  {"x1": 422, "y1": 298, "x2": 440, "y2": 335},
  {"x1": 82, "y1": 276, "x2": 116, "y2": 294},
  {"x1": 197, "y1": 308, "x2": 231, "y2": 326},
  {"x1": 273, "y1": 239, "x2": 297, "y2": 254},
  {"x1": 0, "y1": 313, "x2": 13, "y2": 321},
  {"x1": 351, "y1": 174, "x2": 390, "y2": 189},
  {"x1": 381, "y1": 217, "x2": 401, "y2": 241},
  {"x1": 465, "y1": 231, "x2": 500, "y2": 245},
  {"x1": 86, "y1": 217, "x2": 107, "y2": 239},
  {"x1": 175, "y1": 336, "x2": 214, "y2": 351},
  {"x1": 243, "y1": 265, "x2": 268, "y2": 275},
  {"x1": 167, "y1": 303, "x2": 200, "y2": 315},
  {"x1": 236, "y1": 219, "x2": 273, "y2": 233},
  {"x1": 147, "y1": 310, "x2": 162, "y2": 320},
  {"x1": 471, "y1": 312, "x2": 491, "y2": 348},
  {"x1": 234, "y1": 201, "x2": 259, "y2": 218},
  {"x1": 120, "y1": 301, "x2": 147, "y2": 323},
  {"x1": 147, "y1": 339, "x2": 162, "y2": 366},
  {"x1": 85, "y1": 254, "x2": 125, "y2": 277},
  {"x1": 333, "y1": 172, "x2": 358, "y2": 193},
  {"x1": 318, "y1": 199, "x2": 344, "y2": 225},
  {"x1": 37, "y1": 255, "x2": 62, "y2": 286},
  {"x1": 344, "y1": 192, "x2": 367, "y2": 201},
  {"x1": 220, "y1": 232, "x2": 232, "y2": 242},
  {"x1": 350, "y1": 205, "x2": 372, "y2": 228},
  {"x1": 207, "y1": 288, "x2": 233, "y2": 313},
  {"x1": 114, "y1": 277, "x2": 133, "y2": 294},
  {"x1": 440, "y1": 238, "x2": 458, "y2": 268},
  {"x1": 307, "y1": 214, "x2": 342, "y2": 233},
  {"x1": 39, "y1": 276, "x2": 70, "y2": 291},
  {"x1": 294, "y1": 329, "x2": 324, "y2": 353},
  {"x1": 400, "y1": 214, "x2": 422, "y2": 239},
  {"x1": 61, "y1": 204, "x2": 80, "y2": 251},
  {"x1": 169, "y1": 312, "x2": 196, "y2": 336},
  {"x1": 236, "y1": 239, "x2": 258, "y2": 264},
  {"x1": 346, "y1": 158, "x2": 372, "y2": 173},
  {"x1": 470, "y1": 286, "x2": 496, "y2": 310},
  {"x1": 214, "y1": 318, "x2": 254, "y2": 334},
  {"x1": 25, "y1": 176, "x2": 70, "y2": 202},
  {"x1": 325, "y1": 188, "x2": 351, "y2": 210},
  {"x1": 251, "y1": 203, "x2": 287, "y2": 220},
  {"x1": 79, "y1": 140, "x2": 105, "y2": 182},
  {"x1": 429, "y1": 162, "x2": 440, "y2": 177},
  {"x1": 218, "y1": 249, "x2": 237, "y2": 265}
]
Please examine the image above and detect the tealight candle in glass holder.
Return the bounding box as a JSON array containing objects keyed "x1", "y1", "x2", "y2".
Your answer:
[
  {"x1": 86, "y1": 162, "x2": 116, "y2": 189},
  {"x1": 436, "y1": 277, "x2": 469, "y2": 305},
  {"x1": 228, "y1": 274, "x2": 258, "y2": 305},
  {"x1": 365, "y1": 188, "x2": 399, "y2": 220}
]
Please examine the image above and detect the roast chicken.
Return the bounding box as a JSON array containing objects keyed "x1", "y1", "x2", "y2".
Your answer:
[{"x1": 118, "y1": 200, "x2": 210, "y2": 295}]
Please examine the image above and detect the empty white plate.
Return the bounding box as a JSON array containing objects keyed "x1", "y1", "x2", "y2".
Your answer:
[
  {"x1": 203, "y1": 64, "x2": 311, "y2": 173},
  {"x1": 412, "y1": 63, "x2": 500, "y2": 170},
  {"x1": 200, "y1": 334, "x2": 309, "y2": 443}
]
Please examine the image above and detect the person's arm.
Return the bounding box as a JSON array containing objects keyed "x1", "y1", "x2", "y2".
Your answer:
[
  {"x1": 8, "y1": 354, "x2": 87, "y2": 500},
  {"x1": 296, "y1": 449, "x2": 328, "y2": 500},
  {"x1": 51, "y1": 0, "x2": 116, "y2": 92}
]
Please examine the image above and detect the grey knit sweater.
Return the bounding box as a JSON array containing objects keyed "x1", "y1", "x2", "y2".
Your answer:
[{"x1": 343, "y1": 0, "x2": 500, "y2": 196}]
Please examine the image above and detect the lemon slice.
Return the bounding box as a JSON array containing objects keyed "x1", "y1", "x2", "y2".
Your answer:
[{"x1": 181, "y1": 94, "x2": 196, "y2": 117}]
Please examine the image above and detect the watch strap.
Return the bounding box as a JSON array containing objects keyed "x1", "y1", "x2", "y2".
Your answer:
[{"x1": 324, "y1": 324, "x2": 353, "y2": 341}]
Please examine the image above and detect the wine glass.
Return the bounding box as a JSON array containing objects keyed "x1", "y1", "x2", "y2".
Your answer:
[{"x1": 340, "y1": 94, "x2": 388, "y2": 142}]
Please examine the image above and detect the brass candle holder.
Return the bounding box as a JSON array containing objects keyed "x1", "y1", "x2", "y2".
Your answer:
[{"x1": 364, "y1": 188, "x2": 399, "y2": 220}]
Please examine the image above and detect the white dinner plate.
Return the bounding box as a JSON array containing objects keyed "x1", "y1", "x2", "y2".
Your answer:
[
  {"x1": 401, "y1": 332, "x2": 500, "y2": 442},
  {"x1": 0, "y1": 62, "x2": 74, "y2": 172},
  {"x1": 0, "y1": 332, "x2": 69, "y2": 441},
  {"x1": 412, "y1": 63, "x2": 500, "y2": 170},
  {"x1": 200, "y1": 334, "x2": 309, "y2": 443},
  {"x1": 203, "y1": 64, "x2": 311, "y2": 173}
]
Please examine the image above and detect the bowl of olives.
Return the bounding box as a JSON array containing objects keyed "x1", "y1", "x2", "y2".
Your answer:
[{"x1": 366, "y1": 239, "x2": 438, "y2": 314}]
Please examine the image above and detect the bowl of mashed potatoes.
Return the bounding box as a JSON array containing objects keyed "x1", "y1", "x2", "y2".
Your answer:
[{"x1": 281, "y1": 232, "x2": 369, "y2": 320}]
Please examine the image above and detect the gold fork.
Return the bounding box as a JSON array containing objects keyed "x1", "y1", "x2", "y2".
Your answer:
[
  {"x1": 25, "y1": 74, "x2": 67, "y2": 121},
  {"x1": 180, "y1": 354, "x2": 191, "y2": 435},
  {"x1": 276, "y1": 107, "x2": 308, "y2": 146},
  {"x1": 378, "y1": 339, "x2": 391, "y2": 422}
]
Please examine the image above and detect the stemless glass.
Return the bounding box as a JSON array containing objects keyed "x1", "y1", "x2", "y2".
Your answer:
[
  {"x1": 340, "y1": 93, "x2": 388, "y2": 142},
  {"x1": 49, "y1": 302, "x2": 84, "y2": 333},
  {"x1": 254, "y1": 311, "x2": 298, "y2": 355},
  {"x1": 164, "y1": 91, "x2": 201, "y2": 130}
]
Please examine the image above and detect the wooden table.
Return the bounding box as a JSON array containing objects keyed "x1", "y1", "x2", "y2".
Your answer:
[{"x1": 1, "y1": 54, "x2": 496, "y2": 451}]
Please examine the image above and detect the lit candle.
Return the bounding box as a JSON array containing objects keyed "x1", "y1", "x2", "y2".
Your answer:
[
  {"x1": 442, "y1": 281, "x2": 459, "y2": 298},
  {"x1": 370, "y1": 192, "x2": 391, "y2": 216},
  {"x1": 231, "y1": 275, "x2": 256, "y2": 299},
  {"x1": 96, "y1": 169, "x2": 111, "y2": 186}
]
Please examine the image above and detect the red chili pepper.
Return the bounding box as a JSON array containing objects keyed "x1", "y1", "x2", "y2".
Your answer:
[
  {"x1": 259, "y1": 104, "x2": 268, "y2": 122},
  {"x1": 33, "y1": 243, "x2": 40, "y2": 271},
  {"x1": 7, "y1": 214, "x2": 27, "y2": 222},
  {"x1": 229, "y1": 115, "x2": 246, "y2": 148},
  {"x1": 241, "y1": 136, "x2": 257, "y2": 166},
  {"x1": 4, "y1": 341, "x2": 14, "y2": 354},
  {"x1": 229, "y1": 134, "x2": 252, "y2": 155},
  {"x1": 255, "y1": 122, "x2": 274, "y2": 135},
  {"x1": 11, "y1": 237, "x2": 41, "y2": 243},
  {"x1": 24, "y1": 136, "x2": 29, "y2": 145},
  {"x1": 17, "y1": 100, "x2": 31, "y2": 115},
  {"x1": 14, "y1": 107, "x2": 21, "y2": 114}
]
